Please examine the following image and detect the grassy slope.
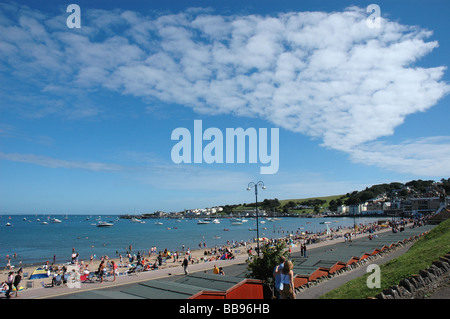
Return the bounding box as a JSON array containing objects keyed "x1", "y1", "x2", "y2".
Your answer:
[
  {"x1": 321, "y1": 218, "x2": 450, "y2": 299},
  {"x1": 278, "y1": 195, "x2": 344, "y2": 207},
  {"x1": 233, "y1": 195, "x2": 345, "y2": 214},
  {"x1": 280, "y1": 195, "x2": 345, "y2": 214}
]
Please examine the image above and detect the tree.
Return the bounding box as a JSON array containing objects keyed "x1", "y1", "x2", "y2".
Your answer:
[
  {"x1": 359, "y1": 191, "x2": 375, "y2": 202},
  {"x1": 442, "y1": 178, "x2": 450, "y2": 194},
  {"x1": 287, "y1": 201, "x2": 297, "y2": 208},
  {"x1": 399, "y1": 189, "x2": 409, "y2": 197},
  {"x1": 261, "y1": 198, "x2": 281, "y2": 212},
  {"x1": 329, "y1": 199, "x2": 338, "y2": 212},
  {"x1": 345, "y1": 196, "x2": 361, "y2": 206},
  {"x1": 246, "y1": 241, "x2": 290, "y2": 294}
]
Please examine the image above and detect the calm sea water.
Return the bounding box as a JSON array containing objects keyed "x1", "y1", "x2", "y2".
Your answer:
[{"x1": 0, "y1": 215, "x2": 385, "y2": 267}]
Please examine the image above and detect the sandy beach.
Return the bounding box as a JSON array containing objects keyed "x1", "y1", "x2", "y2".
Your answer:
[{"x1": 1, "y1": 219, "x2": 392, "y2": 297}]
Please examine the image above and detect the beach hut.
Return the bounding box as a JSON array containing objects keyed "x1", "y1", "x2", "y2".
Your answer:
[
  {"x1": 29, "y1": 267, "x2": 49, "y2": 279},
  {"x1": 117, "y1": 273, "x2": 264, "y2": 299}
]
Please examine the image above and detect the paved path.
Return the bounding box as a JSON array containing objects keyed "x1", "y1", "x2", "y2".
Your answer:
[
  {"x1": 428, "y1": 280, "x2": 450, "y2": 299},
  {"x1": 295, "y1": 241, "x2": 414, "y2": 299}
]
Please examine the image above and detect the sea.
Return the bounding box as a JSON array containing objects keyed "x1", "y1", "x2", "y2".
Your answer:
[{"x1": 0, "y1": 214, "x2": 387, "y2": 268}]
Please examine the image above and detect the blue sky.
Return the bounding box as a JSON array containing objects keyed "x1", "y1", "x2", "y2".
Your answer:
[{"x1": 1, "y1": 0, "x2": 449, "y2": 214}]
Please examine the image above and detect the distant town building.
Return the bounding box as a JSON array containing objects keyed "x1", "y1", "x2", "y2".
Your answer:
[{"x1": 410, "y1": 197, "x2": 441, "y2": 214}]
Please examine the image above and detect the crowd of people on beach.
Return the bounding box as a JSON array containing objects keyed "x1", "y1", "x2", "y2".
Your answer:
[{"x1": 2, "y1": 216, "x2": 431, "y2": 298}]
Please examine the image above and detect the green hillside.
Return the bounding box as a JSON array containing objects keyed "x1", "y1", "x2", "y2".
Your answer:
[
  {"x1": 228, "y1": 194, "x2": 346, "y2": 215},
  {"x1": 279, "y1": 194, "x2": 344, "y2": 207}
]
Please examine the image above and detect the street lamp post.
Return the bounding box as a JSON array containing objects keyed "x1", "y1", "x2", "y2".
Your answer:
[{"x1": 247, "y1": 181, "x2": 266, "y2": 257}]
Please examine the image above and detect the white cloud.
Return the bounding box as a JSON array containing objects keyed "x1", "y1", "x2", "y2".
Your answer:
[
  {"x1": 1, "y1": 4, "x2": 449, "y2": 176},
  {"x1": 0, "y1": 152, "x2": 123, "y2": 171},
  {"x1": 349, "y1": 137, "x2": 450, "y2": 176}
]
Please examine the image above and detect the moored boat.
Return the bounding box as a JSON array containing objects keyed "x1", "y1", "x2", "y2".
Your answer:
[{"x1": 97, "y1": 221, "x2": 114, "y2": 227}]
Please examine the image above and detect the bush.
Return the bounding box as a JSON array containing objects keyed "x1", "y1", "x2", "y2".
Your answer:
[{"x1": 246, "y1": 241, "x2": 290, "y2": 287}]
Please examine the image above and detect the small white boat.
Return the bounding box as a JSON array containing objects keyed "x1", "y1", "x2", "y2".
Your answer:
[
  {"x1": 131, "y1": 217, "x2": 142, "y2": 223},
  {"x1": 197, "y1": 220, "x2": 210, "y2": 224},
  {"x1": 51, "y1": 218, "x2": 62, "y2": 223},
  {"x1": 259, "y1": 221, "x2": 266, "y2": 224},
  {"x1": 212, "y1": 219, "x2": 220, "y2": 224},
  {"x1": 248, "y1": 228, "x2": 257, "y2": 231},
  {"x1": 6, "y1": 222, "x2": 12, "y2": 226},
  {"x1": 97, "y1": 221, "x2": 113, "y2": 227},
  {"x1": 231, "y1": 221, "x2": 243, "y2": 225},
  {"x1": 41, "y1": 221, "x2": 48, "y2": 225},
  {"x1": 154, "y1": 222, "x2": 163, "y2": 225},
  {"x1": 241, "y1": 219, "x2": 248, "y2": 223}
]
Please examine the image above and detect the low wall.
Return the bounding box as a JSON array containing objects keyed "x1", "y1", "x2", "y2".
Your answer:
[{"x1": 373, "y1": 252, "x2": 450, "y2": 299}]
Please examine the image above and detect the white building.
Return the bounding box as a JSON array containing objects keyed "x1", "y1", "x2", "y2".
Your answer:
[{"x1": 337, "y1": 205, "x2": 349, "y2": 214}]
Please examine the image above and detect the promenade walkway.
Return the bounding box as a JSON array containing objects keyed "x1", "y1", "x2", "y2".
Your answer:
[{"x1": 14, "y1": 223, "x2": 434, "y2": 299}]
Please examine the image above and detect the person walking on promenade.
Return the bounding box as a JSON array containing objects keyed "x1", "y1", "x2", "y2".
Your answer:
[
  {"x1": 273, "y1": 256, "x2": 286, "y2": 299},
  {"x1": 182, "y1": 257, "x2": 189, "y2": 275},
  {"x1": 279, "y1": 260, "x2": 295, "y2": 299}
]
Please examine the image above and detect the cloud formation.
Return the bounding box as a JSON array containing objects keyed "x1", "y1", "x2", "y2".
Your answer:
[
  {"x1": 0, "y1": 151, "x2": 123, "y2": 171},
  {"x1": 1, "y1": 3, "x2": 449, "y2": 175}
]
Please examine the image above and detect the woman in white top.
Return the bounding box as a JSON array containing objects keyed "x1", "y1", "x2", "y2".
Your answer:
[{"x1": 279, "y1": 260, "x2": 295, "y2": 299}]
